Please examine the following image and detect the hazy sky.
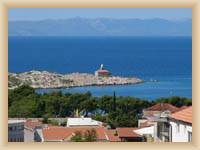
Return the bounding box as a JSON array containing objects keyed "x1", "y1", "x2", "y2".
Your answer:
[{"x1": 9, "y1": 8, "x2": 192, "y2": 21}]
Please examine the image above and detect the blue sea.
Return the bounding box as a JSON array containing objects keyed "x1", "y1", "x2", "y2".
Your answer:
[{"x1": 8, "y1": 36, "x2": 192, "y2": 100}]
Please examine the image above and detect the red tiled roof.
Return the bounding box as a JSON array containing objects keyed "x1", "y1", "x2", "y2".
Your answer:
[
  {"x1": 25, "y1": 119, "x2": 42, "y2": 129},
  {"x1": 105, "y1": 129, "x2": 120, "y2": 142},
  {"x1": 116, "y1": 128, "x2": 141, "y2": 138},
  {"x1": 140, "y1": 121, "x2": 151, "y2": 127},
  {"x1": 146, "y1": 103, "x2": 179, "y2": 113},
  {"x1": 170, "y1": 106, "x2": 192, "y2": 124},
  {"x1": 42, "y1": 126, "x2": 108, "y2": 141},
  {"x1": 96, "y1": 69, "x2": 110, "y2": 74},
  {"x1": 177, "y1": 106, "x2": 189, "y2": 112}
]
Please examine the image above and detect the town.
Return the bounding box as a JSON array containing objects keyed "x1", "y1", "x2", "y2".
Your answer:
[
  {"x1": 8, "y1": 64, "x2": 192, "y2": 142},
  {"x1": 8, "y1": 83, "x2": 192, "y2": 142},
  {"x1": 8, "y1": 103, "x2": 192, "y2": 142}
]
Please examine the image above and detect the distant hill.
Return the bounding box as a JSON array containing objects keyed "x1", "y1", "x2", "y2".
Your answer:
[{"x1": 8, "y1": 18, "x2": 192, "y2": 36}]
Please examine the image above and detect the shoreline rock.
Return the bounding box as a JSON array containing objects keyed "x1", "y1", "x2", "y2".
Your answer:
[{"x1": 8, "y1": 70, "x2": 144, "y2": 89}]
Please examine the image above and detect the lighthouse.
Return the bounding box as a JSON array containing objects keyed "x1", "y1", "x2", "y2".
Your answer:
[{"x1": 95, "y1": 64, "x2": 111, "y2": 77}]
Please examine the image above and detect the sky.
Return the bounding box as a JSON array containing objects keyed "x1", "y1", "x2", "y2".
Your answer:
[{"x1": 9, "y1": 8, "x2": 192, "y2": 21}]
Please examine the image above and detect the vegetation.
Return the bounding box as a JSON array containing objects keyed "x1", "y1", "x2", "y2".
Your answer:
[
  {"x1": 84, "y1": 129, "x2": 97, "y2": 142},
  {"x1": 71, "y1": 131, "x2": 83, "y2": 142},
  {"x1": 8, "y1": 85, "x2": 192, "y2": 128},
  {"x1": 70, "y1": 129, "x2": 97, "y2": 142},
  {"x1": 8, "y1": 75, "x2": 21, "y2": 87}
]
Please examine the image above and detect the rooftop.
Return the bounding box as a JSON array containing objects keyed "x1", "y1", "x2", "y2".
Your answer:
[
  {"x1": 42, "y1": 126, "x2": 108, "y2": 141},
  {"x1": 67, "y1": 117, "x2": 102, "y2": 127},
  {"x1": 145, "y1": 103, "x2": 179, "y2": 113},
  {"x1": 105, "y1": 129, "x2": 120, "y2": 142},
  {"x1": 96, "y1": 69, "x2": 110, "y2": 73},
  {"x1": 8, "y1": 119, "x2": 25, "y2": 124},
  {"x1": 116, "y1": 128, "x2": 142, "y2": 138},
  {"x1": 170, "y1": 106, "x2": 192, "y2": 124}
]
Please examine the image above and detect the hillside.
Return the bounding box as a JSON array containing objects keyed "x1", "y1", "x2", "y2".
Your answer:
[{"x1": 9, "y1": 18, "x2": 192, "y2": 36}]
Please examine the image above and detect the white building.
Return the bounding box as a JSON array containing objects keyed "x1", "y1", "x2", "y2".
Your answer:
[
  {"x1": 8, "y1": 119, "x2": 25, "y2": 142},
  {"x1": 168, "y1": 106, "x2": 192, "y2": 142},
  {"x1": 134, "y1": 126, "x2": 155, "y2": 142},
  {"x1": 67, "y1": 117, "x2": 103, "y2": 127},
  {"x1": 138, "y1": 103, "x2": 180, "y2": 142}
]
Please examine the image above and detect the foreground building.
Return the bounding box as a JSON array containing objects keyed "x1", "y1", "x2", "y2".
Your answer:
[
  {"x1": 116, "y1": 128, "x2": 143, "y2": 142},
  {"x1": 138, "y1": 103, "x2": 192, "y2": 142},
  {"x1": 67, "y1": 117, "x2": 103, "y2": 127},
  {"x1": 138, "y1": 103, "x2": 180, "y2": 142},
  {"x1": 168, "y1": 106, "x2": 192, "y2": 142},
  {"x1": 8, "y1": 119, "x2": 25, "y2": 142},
  {"x1": 24, "y1": 119, "x2": 43, "y2": 142},
  {"x1": 35, "y1": 126, "x2": 154, "y2": 142},
  {"x1": 35, "y1": 126, "x2": 109, "y2": 142},
  {"x1": 9, "y1": 105, "x2": 192, "y2": 143}
]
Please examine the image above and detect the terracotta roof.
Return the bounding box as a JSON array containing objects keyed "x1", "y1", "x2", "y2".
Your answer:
[
  {"x1": 170, "y1": 106, "x2": 192, "y2": 124},
  {"x1": 177, "y1": 106, "x2": 189, "y2": 112},
  {"x1": 105, "y1": 129, "x2": 120, "y2": 142},
  {"x1": 139, "y1": 121, "x2": 152, "y2": 127},
  {"x1": 25, "y1": 119, "x2": 42, "y2": 129},
  {"x1": 96, "y1": 69, "x2": 110, "y2": 74},
  {"x1": 42, "y1": 126, "x2": 108, "y2": 141},
  {"x1": 145, "y1": 103, "x2": 179, "y2": 113},
  {"x1": 116, "y1": 128, "x2": 141, "y2": 138}
]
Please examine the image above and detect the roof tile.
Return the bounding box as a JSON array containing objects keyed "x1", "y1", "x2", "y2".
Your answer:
[{"x1": 170, "y1": 106, "x2": 192, "y2": 124}]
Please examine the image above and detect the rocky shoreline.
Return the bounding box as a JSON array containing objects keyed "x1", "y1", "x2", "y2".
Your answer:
[{"x1": 8, "y1": 70, "x2": 144, "y2": 89}]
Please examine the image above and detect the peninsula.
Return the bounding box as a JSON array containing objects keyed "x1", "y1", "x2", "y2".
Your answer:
[{"x1": 8, "y1": 71, "x2": 143, "y2": 89}]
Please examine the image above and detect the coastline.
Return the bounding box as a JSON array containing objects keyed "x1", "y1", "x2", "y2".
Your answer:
[{"x1": 8, "y1": 70, "x2": 144, "y2": 90}]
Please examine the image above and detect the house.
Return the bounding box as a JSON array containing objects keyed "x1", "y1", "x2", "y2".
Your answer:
[
  {"x1": 138, "y1": 103, "x2": 180, "y2": 142},
  {"x1": 34, "y1": 124, "x2": 156, "y2": 142},
  {"x1": 134, "y1": 126, "x2": 155, "y2": 142},
  {"x1": 35, "y1": 126, "x2": 109, "y2": 142},
  {"x1": 116, "y1": 128, "x2": 143, "y2": 142},
  {"x1": 24, "y1": 119, "x2": 43, "y2": 142},
  {"x1": 116, "y1": 126, "x2": 156, "y2": 142},
  {"x1": 8, "y1": 119, "x2": 25, "y2": 142},
  {"x1": 142, "y1": 103, "x2": 179, "y2": 119},
  {"x1": 168, "y1": 106, "x2": 192, "y2": 142},
  {"x1": 67, "y1": 117, "x2": 103, "y2": 127},
  {"x1": 95, "y1": 64, "x2": 111, "y2": 77},
  {"x1": 105, "y1": 129, "x2": 120, "y2": 142}
]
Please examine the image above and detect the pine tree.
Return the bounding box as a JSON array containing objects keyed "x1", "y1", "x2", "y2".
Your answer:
[{"x1": 113, "y1": 91, "x2": 116, "y2": 111}]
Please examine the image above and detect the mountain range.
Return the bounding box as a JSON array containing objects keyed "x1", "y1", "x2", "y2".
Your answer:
[{"x1": 9, "y1": 17, "x2": 192, "y2": 36}]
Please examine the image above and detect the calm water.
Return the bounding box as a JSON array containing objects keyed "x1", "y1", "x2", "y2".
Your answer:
[{"x1": 9, "y1": 36, "x2": 192, "y2": 100}]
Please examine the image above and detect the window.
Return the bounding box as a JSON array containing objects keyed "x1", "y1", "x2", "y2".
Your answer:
[
  {"x1": 8, "y1": 127, "x2": 12, "y2": 131},
  {"x1": 184, "y1": 125, "x2": 186, "y2": 134},
  {"x1": 17, "y1": 125, "x2": 24, "y2": 130},
  {"x1": 176, "y1": 123, "x2": 180, "y2": 134},
  {"x1": 188, "y1": 131, "x2": 192, "y2": 142}
]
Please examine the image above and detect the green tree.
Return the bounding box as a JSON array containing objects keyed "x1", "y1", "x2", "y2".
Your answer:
[
  {"x1": 71, "y1": 131, "x2": 83, "y2": 142},
  {"x1": 8, "y1": 85, "x2": 35, "y2": 107},
  {"x1": 42, "y1": 115, "x2": 49, "y2": 124},
  {"x1": 84, "y1": 129, "x2": 97, "y2": 142},
  {"x1": 80, "y1": 98, "x2": 97, "y2": 116},
  {"x1": 113, "y1": 91, "x2": 116, "y2": 111},
  {"x1": 108, "y1": 109, "x2": 137, "y2": 128},
  {"x1": 9, "y1": 97, "x2": 37, "y2": 118}
]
